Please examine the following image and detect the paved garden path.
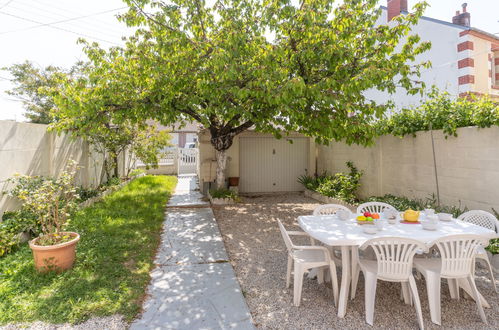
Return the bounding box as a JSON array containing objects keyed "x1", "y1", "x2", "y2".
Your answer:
[{"x1": 131, "y1": 175, "x2": 254, "y2": 330}]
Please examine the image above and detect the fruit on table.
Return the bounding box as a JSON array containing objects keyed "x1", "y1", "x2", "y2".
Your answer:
[
  {"x1": 366, "y1": 217, "x2": 373, "y2": 221},
  {"x1": 363, "y1": 212, "x2": 371, "y2": 217},
  {"x1": 357, "y1": 215, "x2": 366, "y2": 221},
  {"x1": 372, "y1": 213, "x2": 380, "y2": 219}
]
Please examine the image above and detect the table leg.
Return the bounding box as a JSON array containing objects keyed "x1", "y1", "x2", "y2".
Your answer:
[
  {"x1": 351, "y1": 246, "x2": 359, "y2": 300},
  {"x1": 338, "y1": 246, "x2": 351, "y2": 318},
  {"x1": 457, "y1": 278, "x2": 490, "y2": 308}
]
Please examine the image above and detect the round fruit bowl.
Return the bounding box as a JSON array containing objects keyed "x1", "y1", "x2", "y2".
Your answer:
[{"x1": 356, "y1": 212, "x2": 379, "y2": 225}]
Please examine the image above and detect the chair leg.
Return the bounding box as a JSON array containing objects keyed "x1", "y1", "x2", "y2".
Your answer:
[
  {"x1": 364, "y1": 271, "x2": 378, "y2": 326},
  {"x1": 448, "y1": 278, "x2": 459, "y2": 299},
  {"x1": 293, "y1": 264, "x2": 304, "y2": 307},
  {"x1": 482, "y1": 257, "x2": 498, "y2": 293},
  {"x1": 422, "y1": 271, "x2": 441, "y2": 325},
  {"x1": 317, "y1": 267, "x2": 325, "y2": 284},
  {"x1": 467, "y1": 275, "x2": 487, "y2": 324},
  {"x1": 402, "y1": 282, "x2": 412, "y2": 305},
  {"x1": 286, "y1": 255, "x2": 293, "y2": 288},
  {"x1": 408, "y1": 276, "x2": 424, "y2": 330},
  {"x1": 329, "y1": 262, "x2": 339, "y2": 307}
]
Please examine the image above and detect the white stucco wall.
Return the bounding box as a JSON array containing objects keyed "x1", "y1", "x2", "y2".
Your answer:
[
  {"x1": 365, "y1": 8, "x2": 466, "y2": 112},
  {"x1": 0, "y1": 120, "x2": 115, "y2": 215}
]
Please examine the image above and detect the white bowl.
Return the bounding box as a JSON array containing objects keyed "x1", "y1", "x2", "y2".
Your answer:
[
  {"x1": 362, "y1": 225, "x2": 378, "y2": 234},
  {"x1": 437, "y1": 213, "x2": 453, "y2": 221},
  {"x1": 421, "y1": 221, "x2": 438, "y2": 231},
  {"x1": 337, "y1": 209, "x2": 351, "y2": 221}
]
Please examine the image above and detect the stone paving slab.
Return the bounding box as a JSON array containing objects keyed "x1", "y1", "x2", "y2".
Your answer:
[
  {"x1": 131, "y1": 175, "x2": 254, "y2": 329},
  {"x1": 131, "y1": 263, "x2": 253, "y2": 330},
  {"x1": 167, "y1": 175, "x2": 209, "y2": 208},
  {"x1": 155, "y1": 208, "x2": 228, "y2": 265}
]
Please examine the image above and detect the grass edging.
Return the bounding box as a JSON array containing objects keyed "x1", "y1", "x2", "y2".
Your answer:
[{"x1": 0, "y1": 175, "x2": 177, "y2": 325}]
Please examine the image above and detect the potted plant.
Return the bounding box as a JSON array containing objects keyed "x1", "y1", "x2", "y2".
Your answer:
[{"x1": 8, "y1": 162, "x2": 80, "y2": 272}]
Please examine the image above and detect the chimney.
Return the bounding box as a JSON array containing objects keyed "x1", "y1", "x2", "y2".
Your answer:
[
  {"x1": 387, "y1": 0, "x2": 408, "y2": 21},
  {"x1": 452, "y1": 3, "x2": 471, "y2": 27}
]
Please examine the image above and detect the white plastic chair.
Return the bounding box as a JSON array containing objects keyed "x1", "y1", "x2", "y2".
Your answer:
[
  {"x1": 356, "y1": 237, "x2": 428, "y2": 329},
  {"x1": 351, "y1": 202, "x2": 397, "y2": 299},
  {"x1": 313, "y1": 204, "x2": 351, "y2": 216},
  {"x1": 414, "y1": 235, "x2": 490, "y2": 325},
  {"x1": 357, "y1": 202, "x2": 396, "y2": 215},
  {"x1": 458, "y1": 210, "x2": 498, "y2": 293},
  {"x1": 277, "y1": 220, "x2": 339, "y2": 307}
]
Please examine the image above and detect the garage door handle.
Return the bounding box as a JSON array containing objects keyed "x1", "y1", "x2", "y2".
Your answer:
[{"x1": 272, "y1": 149, "x2": 275, "y2": 155}]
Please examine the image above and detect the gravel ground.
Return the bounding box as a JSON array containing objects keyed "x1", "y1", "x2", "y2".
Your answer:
[
  {"x1": 0, "y1": 315, "x2": 127, "y2": 330},
  {"x1": 213, "y1": 193, "x2": 499, "y2": 330}
]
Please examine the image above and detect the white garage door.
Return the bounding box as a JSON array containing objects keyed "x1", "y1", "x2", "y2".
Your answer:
[{"x1": 239, "y1": 137, "x2": 309, "y2": 193}]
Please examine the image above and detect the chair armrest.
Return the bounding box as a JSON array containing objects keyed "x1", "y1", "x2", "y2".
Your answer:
[{"x1": 294, "y1": 245, "x2": 333, "y2": 260}]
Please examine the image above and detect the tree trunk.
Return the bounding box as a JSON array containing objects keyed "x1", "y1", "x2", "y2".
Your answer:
[
  {"x1": 215, "y1": 149, "x2": 227, "y2": 189},
  {"x1": 113, "y1": 153, "x2": 119, "y2": 178}
]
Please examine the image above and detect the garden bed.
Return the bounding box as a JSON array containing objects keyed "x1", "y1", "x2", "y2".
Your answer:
[{"x1": 0, "y1": 175, "x2": 177, "y2": 325}]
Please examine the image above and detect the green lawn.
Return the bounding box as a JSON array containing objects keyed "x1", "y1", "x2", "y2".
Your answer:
[{"x1": 0, "y1": 175, "x2": 177, "y2": 325}]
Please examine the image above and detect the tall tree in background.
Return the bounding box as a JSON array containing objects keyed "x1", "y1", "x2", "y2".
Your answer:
[
  {"x1": 2, "y1": 61, "x2": 81, "y2": 124},
  {"x1": 56, "y1": 0, "x2": 431, "y2": 188}
]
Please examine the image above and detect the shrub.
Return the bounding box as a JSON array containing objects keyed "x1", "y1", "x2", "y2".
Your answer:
[
  {"x1": 5, "y1": 161, "x2": 79, "y2": 246},
  {"x1": 209, "y1": 188, "x2": 239, "y2": 201},
  {"x1": 376, "y1": 89, "x2": 499, "y2": 138},
  {"x1": 0, "y1": 210, "x2": 39, "y2": 256},
  {"x1": 362, "y1": 194, "x2": 467, "y2": 217},
  {"x1": 298, "y1": 162, "x2": 363, "y2": 204},
  {"x1": 76, "y1": 186, "x2": 100, "y2": 202}
]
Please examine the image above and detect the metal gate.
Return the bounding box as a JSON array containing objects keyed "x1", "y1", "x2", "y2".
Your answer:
[{"x1": 178, "y1": 148, "x2": 198, "y2": 174}]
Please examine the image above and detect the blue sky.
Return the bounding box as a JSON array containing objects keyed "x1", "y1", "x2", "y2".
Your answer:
[{"x1": 0, "y1": 0, "x2": 498, "y2": 121}]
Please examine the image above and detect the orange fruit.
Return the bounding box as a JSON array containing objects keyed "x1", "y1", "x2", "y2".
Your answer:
[{"x1": 372, "y1": 213, "x2": 380, "y2": 219}]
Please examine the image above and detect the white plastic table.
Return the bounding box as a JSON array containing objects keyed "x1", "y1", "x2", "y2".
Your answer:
[{"x1": 298, "y1": 215, "x2": 498, "y2": 318}]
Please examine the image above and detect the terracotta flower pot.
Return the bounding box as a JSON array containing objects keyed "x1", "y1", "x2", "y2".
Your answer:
[
  {"x1": 29, "y1": 232, "x2": 80, "y2": 272},
  {"x1": 228, "y1": 177, "x2": 239, "y2": 187}
]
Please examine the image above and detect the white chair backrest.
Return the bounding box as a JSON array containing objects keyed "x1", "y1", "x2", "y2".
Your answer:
[
  {"x1": 313, "y1": 204, "x2": 351, "y2": 216},
  {"x1": 433, "y1": 234, "x2": 490, "y2": 278},
  {"x1": 357, "y1": 202, "x2": 396, "y2": 215},
  {"x1": 278, "y1": 220, "x2": 294, "y2": 253},
  {"x1": 458, "y1": 210, "x2": 499, "y2": 232},
  {"x1": 360, "y1": 237, "x2": 427, "y2": 281}
]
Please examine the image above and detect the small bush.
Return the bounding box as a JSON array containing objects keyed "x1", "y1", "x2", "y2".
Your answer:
[
  {"x1": 209, "y1": 188, "x2": 239, "y2": 201},
  {"x1": 298, "y1": 162, "x2": 363, "y2": 204},
  {"x1": 362, "y1": 194, "x2": 467, "y2": 217}
]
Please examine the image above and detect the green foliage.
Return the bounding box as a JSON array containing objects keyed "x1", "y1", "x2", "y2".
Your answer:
[
  {"x1": 75, "y1": 186, "x2": 100, "y2": 202},
  {"x1": 299, "y1": 162, "x2": 363, "y2": 204},
  {"x1": 2, "y1": 61, "x2": 81, "y2": 124},
  {"x1": 5, "y1": 162, "x2": 80, "y2": 246},
  {"x1": 56, "y1": 0, "x2": 430, "y2": 188},
  {"x1": 129, "y1": 168, "x2": 146, "y2": 177},
  {"x1": 486, "y1": 239, "x2": 499, "y2": 255},
  {"x1": 363, "y1": 194, "x2": 468, "y2": 217},
  {"x1": 209, "y1": 188, "x2": 239, "y2": 201},
  {"x1": 0, "y1": 175, "x2": 177, "y2": 324},
  {"x1": 376, "y1": 89, "x2": 499, "y2": 138},
  {"x1": 0, "y1": 211, "x2": 39, "y2": 257}
]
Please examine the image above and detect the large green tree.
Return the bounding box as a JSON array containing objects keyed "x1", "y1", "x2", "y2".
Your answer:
[
  {"x1": 2, "y1": 61, "x2": 82, "y2": 124},
  {"x1": 55, "y1": 0, "x2": 431, "y2": 188}
]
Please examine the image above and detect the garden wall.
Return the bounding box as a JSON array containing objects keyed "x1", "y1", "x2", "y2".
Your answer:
[
  {"x1": 0, "y1": 120, "x2": 109, "y2": 215},
  {"x1": 317, "y1": 126, "x2": 499, "y2": 213}
]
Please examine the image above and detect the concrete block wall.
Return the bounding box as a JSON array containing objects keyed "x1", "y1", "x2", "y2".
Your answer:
[{"x1": 317, "y1": 126, "x2": 499, "y2": 213}]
